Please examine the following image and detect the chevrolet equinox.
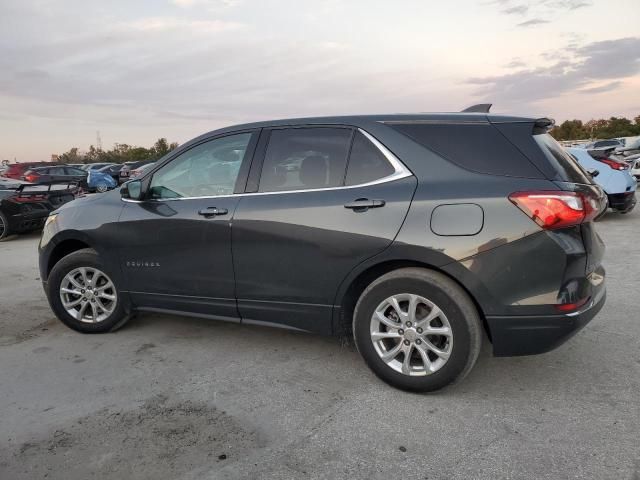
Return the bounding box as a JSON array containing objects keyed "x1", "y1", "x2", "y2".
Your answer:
[{"x1": 39, "y1": 106, "x2": 607, "y2": 391}]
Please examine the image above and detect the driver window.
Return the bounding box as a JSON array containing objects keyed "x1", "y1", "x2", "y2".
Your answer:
[{"x1": 149, "y1": 133, "x2": 252, "y2": 199}]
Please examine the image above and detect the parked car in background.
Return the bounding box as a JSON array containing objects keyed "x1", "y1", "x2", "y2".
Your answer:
[
  {"x1": 582, "y1": 139, "x2": 624, "y2": 150},
  {"x1": 22, "y1": 166, "x2": 88, "y2": 189},
  {"x1": 87, "y1": 170, "x2": 117, "y2": 193},
  {"x1": 97, "y1": 164, "x2": 124, "y2": 181},
  {"x1": 129, "y1": 162, "x2": 155, "y2": 179},
  {"x1": 0, "y1": 183, "x2": 76, "y2": 240},
  {"x1": 566, "y1": 147, "x2": 636, "y2": 213},
  {"x1": 0, "y1": 177, "x2": 28, "y2": 190},
  {"x1": 82, "y1": 162, "x2": 116, "y2": 171},
  {"x1": 40, "y1": 108, "x2": 608, "y2": 392},
  {"x1": 118, "y1": 160, "x2": 155, "y2": 184},
  {"x1": 630, "y1": 157, "x2": 640, "y2": 180},
  {"x1": 1, "y1": 162, "x2": 49, "y2": 179}
]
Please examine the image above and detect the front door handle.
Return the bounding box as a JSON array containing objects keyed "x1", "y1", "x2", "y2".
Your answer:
[
  {"x1": 344, "y1": 198, "x2": 386, "y2": 211},
  {"x1": 198, "y1": 207, "x2": 228, "y2": 218}
]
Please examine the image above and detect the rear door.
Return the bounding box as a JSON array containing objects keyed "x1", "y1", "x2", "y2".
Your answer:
[{"x1": 232, "y1": 126, "x2": 417, "y2": 334}]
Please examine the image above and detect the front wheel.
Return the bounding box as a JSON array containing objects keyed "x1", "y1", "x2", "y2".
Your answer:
[
  {"x1": 47, "y1": 248, "x2": 130, "y2": 333},
  {"x1": 353, "y1": 268, "x2": 482, "y2": 392}
]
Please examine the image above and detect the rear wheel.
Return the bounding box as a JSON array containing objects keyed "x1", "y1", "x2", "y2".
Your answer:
[
  {"x1": 96, "y1": 182, "x2": 109, "y2": 193},
  {"x1": 47, "y1": 248, "x2": 130, "y2": 333},
  {"x1": 353, "y1": 268, "x2": 482, "y2": 392}
]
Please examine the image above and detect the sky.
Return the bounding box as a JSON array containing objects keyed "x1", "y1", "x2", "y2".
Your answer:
[{"x1": 0, "y1": 0, "x2": 639, "y2": 161}]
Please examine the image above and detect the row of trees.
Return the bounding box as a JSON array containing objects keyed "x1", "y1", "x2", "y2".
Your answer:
[
  {"x1": 550, "y1": 115, "x2": 640, "y2": 141},
  {"x1": 57, "y1": 138, "x2": 179, "y2": 164}
]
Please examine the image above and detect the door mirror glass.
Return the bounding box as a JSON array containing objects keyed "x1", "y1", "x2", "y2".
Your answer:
[{"x1": 122, "y1": 180, "x2": 143, "y2": 200}]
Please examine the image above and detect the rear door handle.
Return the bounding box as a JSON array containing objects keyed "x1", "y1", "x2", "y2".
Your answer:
[
  {"x1": 344, "y1": 198, "x2": 386, "y2": 211},
  {"x1": 198, "y1": 207, "x2": 228, "y2": 218}
]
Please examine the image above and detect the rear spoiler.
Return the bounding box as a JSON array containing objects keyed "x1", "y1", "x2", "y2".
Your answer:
[
  {"x1": 16, "y1": 182, "x2": 79, "y2": 196},
  {"x1": 533, "y1": 117, "x2": 555, "y2": 134}
]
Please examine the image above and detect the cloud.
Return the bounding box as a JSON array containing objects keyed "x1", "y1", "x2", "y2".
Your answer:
[
  {"x1": 469, "y1": 37, "x2": 640, "y2": 105},
  {"x1": 125, "y1": 17, "x2": 244, "y2": 33},
  {"x1": 496, "y1": 0, "x2": 592, "y2": 26},
  {"x1": 503, "y1": 5, "x2": 528, "y2": 15},
  {"x1": 579, "y1": 81, "x2": 622, "y2": 94},
  {"x1": 517, "y1": 18, "x2": 550, "y2": 27},
  {"x1": 505, "y1": 58, "x2": 527, "y2": 68},
  {"x1": 171, "y1": 0, "x2": 241, "y2": 8}
]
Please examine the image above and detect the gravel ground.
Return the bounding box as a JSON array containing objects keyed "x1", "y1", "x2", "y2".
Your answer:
[{"x1": 0, "y1": 207, "x2": 639, "y2": 480}]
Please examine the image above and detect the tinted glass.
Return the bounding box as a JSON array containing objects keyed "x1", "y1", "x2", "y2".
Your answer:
[
  {"x1": 534, "y1": 134, "x2": 591, "y2": 184},
  {"x1": 48, "y1": 167, "x2": 66, "y2": 175},
  {"x1": 345, "y1": 132, "x2": 395, "y2": 186},
  {"x1": 390, "y1": 123, "x2": 543, "y2": 178},
  {"x1": 149, "y1": 133, "x2": 251, "y2": 199},
  {"x1": 65, "y1": 167, "x2": 86, "y2": 175},
  {"x1": 259, "y1": 127, "x2": 352, "y2": 192}
]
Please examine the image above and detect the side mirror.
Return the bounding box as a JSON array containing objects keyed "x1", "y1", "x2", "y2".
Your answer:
[{"x1": 121, "y1": 180, "x2": 143, "y2": 200}]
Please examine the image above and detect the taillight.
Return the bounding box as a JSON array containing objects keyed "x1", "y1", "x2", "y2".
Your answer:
[
  {"x1": 555, "y1": 297, "x2": 590, "y2": 313},
  {"x1": 509, "y1": 191, "x2": 599, "y2": 230},
  {"x1": 25, "y1": 173, "x2": 39, "y2": 183},
  {"x1": 598, "y1": 158, "x2": 628, "y2": 170}
]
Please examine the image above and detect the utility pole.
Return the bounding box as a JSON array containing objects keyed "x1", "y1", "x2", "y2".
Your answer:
[{"x1": 96, "y1": 131, "x2": 103, "y2": 151}]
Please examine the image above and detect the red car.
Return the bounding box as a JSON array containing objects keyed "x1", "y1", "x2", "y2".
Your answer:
[{"x1": 2, "y1": 162, "x2": 49, "y2": 180}]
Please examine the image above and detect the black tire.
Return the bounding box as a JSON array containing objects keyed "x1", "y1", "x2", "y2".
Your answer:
[
  {"x1": 0, "y1": 211, "x2": 10, "y2": 241},
  {"x1": 47, "y1": 248, "x2": 130, "y2": 333},
  {"x1": 353, "y1": 268, "x2": 482, "y2": 392}
]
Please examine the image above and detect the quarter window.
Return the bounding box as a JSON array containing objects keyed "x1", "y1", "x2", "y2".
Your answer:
[
  {"x1": 258, "y1": 127, "x2": 352, "y2": 192},
  {"x1": 149, "y1": 133, "x2": 252, "y2": 199},
  {"x1": 345, "y1": 132, "x2": 395, "y2": 185}
]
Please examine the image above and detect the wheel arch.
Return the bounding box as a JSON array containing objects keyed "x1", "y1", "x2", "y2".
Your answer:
[
  {"x1": 45, "y1": 236, "x2": 93, "y2": 280},
  {"x1": 332, "y1": 259, "x2": 490, "y2": 340}
]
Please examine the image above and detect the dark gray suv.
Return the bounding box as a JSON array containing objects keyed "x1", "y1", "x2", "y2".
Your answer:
[{"x1": 39, "y1": 107, "x2": 607, "y2": 391}]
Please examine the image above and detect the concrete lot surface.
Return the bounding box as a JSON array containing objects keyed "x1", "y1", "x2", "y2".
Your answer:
[{"x1": 0, "y1": 209, "x2": 639, "y2": 480}]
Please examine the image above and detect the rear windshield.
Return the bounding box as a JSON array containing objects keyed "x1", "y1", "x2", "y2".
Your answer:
[{"x1": 534, "y1": 134, "x2": 591, "y2": 184}]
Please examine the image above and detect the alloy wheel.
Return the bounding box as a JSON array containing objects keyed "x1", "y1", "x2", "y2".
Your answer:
[
  {"x1": 370, "y1": 293, "x2": 453, "y2": 376},
  {"x1": 59, "y1": 267, "x2": 117, "y2": 323}
]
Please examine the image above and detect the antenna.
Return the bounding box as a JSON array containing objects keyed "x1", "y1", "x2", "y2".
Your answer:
[{"x1": 96, "y1": 131, "x2": 103, "y2": 151}]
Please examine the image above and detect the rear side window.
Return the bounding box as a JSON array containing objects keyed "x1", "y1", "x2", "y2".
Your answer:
[
  {"x1": 259, "y1": 127, "x2": 352, "y2": 192},
  {"x1": 534, "y1": 134, "x2": 591, "y2": 184},
  {"x1": 345, "y1": 131, "x2": 395, "y2": 186},
  {"x1": 389, "y1": 123, "x2": 544, "y2": 178}
]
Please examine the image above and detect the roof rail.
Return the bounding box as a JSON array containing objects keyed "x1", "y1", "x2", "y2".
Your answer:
[{"x1": 461, "y1": 103, "x2": 492, "y2": 113}]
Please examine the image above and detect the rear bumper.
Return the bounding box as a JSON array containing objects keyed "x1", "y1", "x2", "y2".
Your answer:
[
  {"x1": 608, "y1": 191, "x2": 636, "y2": 212},
  {"x1": 486, "y1": 286, "x2": 606, "y2": 357}
]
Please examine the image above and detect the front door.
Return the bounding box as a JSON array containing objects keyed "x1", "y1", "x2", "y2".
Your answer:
[
  {"x1": 232, "y1": 127, "x2": 417, "y2": 334},
  {"x1": 116, "y1": 131, "x2": 257, "y2": 319}
]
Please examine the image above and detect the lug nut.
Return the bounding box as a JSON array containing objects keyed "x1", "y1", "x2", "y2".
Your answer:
[
  {"x1": 398, "y1": 329, "x2": 404, "y2": 335},
  {"x1": 406, "y1": 321, "x2": 412, "y2": 327},
  {"x1": 403, "y1": 340, "x2": 410, "y2": 346},
  {"x1": 81, "y1": 289, "x2": 85, "y2": 294},
  {"x1": 416, "y1": 339, "x2": 422, "y2": 345},
  {"x1": 417, "y1": 327, "x2": 423, "y2": 334}
]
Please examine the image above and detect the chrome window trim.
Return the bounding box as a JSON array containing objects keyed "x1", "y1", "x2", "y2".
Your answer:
[{"x1": 121, "y1": 127, "x2": 413, "y2": 203}]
